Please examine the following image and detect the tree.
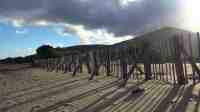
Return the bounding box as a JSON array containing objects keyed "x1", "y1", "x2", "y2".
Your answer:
[{"x1": 36, "y1": 45, "x2": 57, "y2": 59}]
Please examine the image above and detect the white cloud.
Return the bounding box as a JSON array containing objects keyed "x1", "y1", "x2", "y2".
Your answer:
[
  {"x1": 12, "y1": 18, "x2": 25, "y2": 28},
  {"x1": 0, "y1": 17, "x2": 52, "y2": 28},
  {"x1": 63, "y1": 23, "x2": 134, "y2": 45},
  {"x1": 16, "y1": 29, "x2": 28, "y2": 34},
  {"x1": 53, "y1": 27, "x2": 73, "y2": 37},
  {"x1": 42, "y1": 42, "x2": 64, "y2": 48},
  {"x1": 15, "y1": 48, "x2": 36, "y2": 57},
  {"x1": 120, "y1": 0, "x2": 139, "y2": 7},
  {"x1": 33, "y1": 20, "x2": 49, "y2": 26}
]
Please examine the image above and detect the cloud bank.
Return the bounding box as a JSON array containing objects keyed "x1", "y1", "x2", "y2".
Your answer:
[{"x1": 0, "y1": 0, "x2": 186, "y2": 44}]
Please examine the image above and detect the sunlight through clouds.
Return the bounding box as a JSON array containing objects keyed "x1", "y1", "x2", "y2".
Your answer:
[{"x1": 183, "y1": 0, "x2": 200, "y2": 32}]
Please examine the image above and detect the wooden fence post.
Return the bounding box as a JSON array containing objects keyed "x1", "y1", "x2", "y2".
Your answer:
[{"x1": 174, "y1": 36, "x2": 186, "y2": 84}]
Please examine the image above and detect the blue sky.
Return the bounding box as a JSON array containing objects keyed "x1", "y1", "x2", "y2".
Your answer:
[
  {"x1": 0, "y1": 18, "x2": 133, "y2": 59},
  {"x1": 0, "y1": 21, "x2": 80, "y2": 59}
]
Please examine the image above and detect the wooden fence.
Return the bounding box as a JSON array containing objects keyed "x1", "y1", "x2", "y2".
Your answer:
[{"x1": 34, "y1": 33, "x2": 200, "y2": 85}]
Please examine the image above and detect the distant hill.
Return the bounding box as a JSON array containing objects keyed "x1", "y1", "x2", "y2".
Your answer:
[
  {"x1": 57, "y1": 44, "x2": 109, "y2": 55},
  {"x1": 0, "y1": 55, "x2": 36, "y2": 64},
  {"x1": 114, "y1": 27, "x2": 200, "y2": 60},
  {"x1": 117, "y1": 27, "x2": 193, "y2": 47}
]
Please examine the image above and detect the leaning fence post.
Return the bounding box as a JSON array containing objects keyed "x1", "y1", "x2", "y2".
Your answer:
[
  {"x1": 175, "y1": 35, "x2": 186, "y2": 84},
  {"x1": 197, "y1": 32, "x2": 200, "y2": 81},
  {"x1": 188, "y1": 33, "x2": 196, "y2": 83}
]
